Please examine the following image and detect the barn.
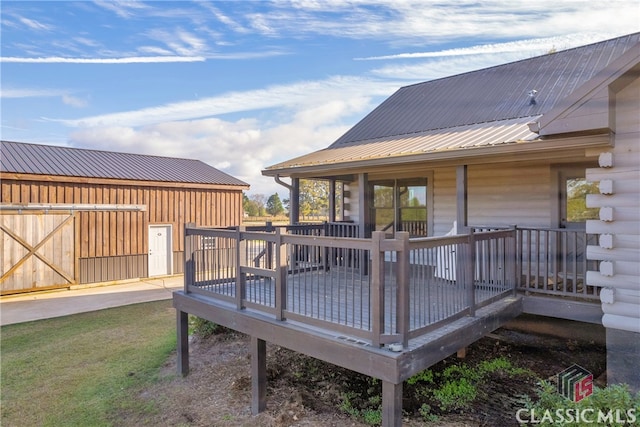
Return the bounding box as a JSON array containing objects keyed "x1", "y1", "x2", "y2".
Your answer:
[{"x1": 0, "y1": 140, "x2": 249, "y2": 295}]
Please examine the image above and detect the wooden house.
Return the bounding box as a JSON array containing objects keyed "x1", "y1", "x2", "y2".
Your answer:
[
  {"x1": 1, "y1": 141, "x2": 249, "y2": 294},
  {"x1": 174, "y1": 33, "x2": 639, "y2": 426}
]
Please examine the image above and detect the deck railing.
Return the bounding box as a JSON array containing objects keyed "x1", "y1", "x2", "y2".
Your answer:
[
  {"x1": 516, "y1": 228, "x2": 599, "y2": 300},
  {"x1": 184, "y1": 224, "x2": 517, "y2": 348}
]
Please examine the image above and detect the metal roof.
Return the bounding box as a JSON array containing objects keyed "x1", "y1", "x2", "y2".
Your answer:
[
  {"x1": 264, "y1": 33, "x2": 639, "y2": 176},
  {"x1": 266, "y1": 116, "x2": 541, "y2": 171},
  {"x1": 1, "y1": 141, "x2": 249, "y2": 187}
]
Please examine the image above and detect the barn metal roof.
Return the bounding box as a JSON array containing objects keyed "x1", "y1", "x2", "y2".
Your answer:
[
  {"x1": 0, "y1": 141, "x2": 249, "y2": 187},
  {"x1": 264, "y1": 33, "x2": 639, "y2": 176}
]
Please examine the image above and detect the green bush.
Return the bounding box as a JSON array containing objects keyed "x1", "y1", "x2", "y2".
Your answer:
[
  {"x1": 188, "y1": 315, "x2": 227, "y2": 338},
  {"x1": 407, "y1": 356, "x2": 536, "y2": 416},
  {"x1": 519, "y1": 381, "x2": 640, "y2": 426},
  {"x1": 432, "y1": 377, "x2": 477, "y2": 411}
]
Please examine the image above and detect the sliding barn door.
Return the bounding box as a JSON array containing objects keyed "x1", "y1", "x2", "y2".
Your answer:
[{"x1": 1, "y1": 211, "x2": 77, "y2": 294}]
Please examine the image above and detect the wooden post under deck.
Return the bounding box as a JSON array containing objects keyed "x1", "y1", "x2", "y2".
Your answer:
[
  {"x1": 382, "y1": 381, "x2": 402, "y2": 427},
  {"x1": 251, "y1": 336, "x2": 267, "y2": 414},
  {"x1": 177, "y1": 310, "x2": 189, "y2": 376}
]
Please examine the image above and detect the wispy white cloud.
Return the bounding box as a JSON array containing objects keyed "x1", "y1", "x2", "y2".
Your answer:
[
  {"x1": 62, "y1": 94, "x2": 89, "y2": 108},
  {"x1": 0, "y1": 56, "x2": 205, "y2": 63},
  {"x1": 197, "y1": 2, "x2": 249, "y2": 34},
  {"x1": 93, "y1": 0, "x2": 150, "y2": 19},
  {"x1": 356, "y1": 33, "x2": 616, "y2": 60},
  {"x1": 145, "y1": 28, "x2": 207, "y2": 56},
  {"x1": 74, "y1": 37, "x2": 100, "y2": 48},
  {"x1": 68, "y1": 96, "x2": 370, "y2": 195},
  {"x1": 50, "y1": 76, "x2": 399, "y2": 128},
  {"x1": 234, "y1": 1, "x2": 640, "y2": 42},
  {"x1": 18, "y1": 17, "x2": 53, "y2": 31},
  {"x1": 1, "y1": 87, "x2": 66, "y2": 98}
]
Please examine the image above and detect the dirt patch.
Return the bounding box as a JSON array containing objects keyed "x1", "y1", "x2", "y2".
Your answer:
[{"x1": 124, "y1": 328, "x2": 605, "y2": 426}]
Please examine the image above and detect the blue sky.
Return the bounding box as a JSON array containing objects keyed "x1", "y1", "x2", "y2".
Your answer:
[{"x1": 2, "y1": 1, "x2": 639, "y2": 197}]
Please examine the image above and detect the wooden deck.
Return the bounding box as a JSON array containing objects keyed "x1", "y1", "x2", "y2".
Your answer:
[{"x1": 173, "y1": 225, "x2": 524, "y2": 426}]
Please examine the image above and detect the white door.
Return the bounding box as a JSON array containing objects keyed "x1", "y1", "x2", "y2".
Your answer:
[{"x1": 149, "y1": 225, "x2": 172, "y2": 277}]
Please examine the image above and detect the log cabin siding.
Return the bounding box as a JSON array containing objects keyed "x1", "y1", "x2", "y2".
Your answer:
[
  {"x1": 1, "y1": 177, "x2": 244, "y2": 287},
  {"x1": 586, "y1": 76, "x2": 640, "y2": 333}
]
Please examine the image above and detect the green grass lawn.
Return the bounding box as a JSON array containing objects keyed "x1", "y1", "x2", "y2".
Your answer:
[{"x1": 1, "y1": 300, "x2": 176, "y2": 427}]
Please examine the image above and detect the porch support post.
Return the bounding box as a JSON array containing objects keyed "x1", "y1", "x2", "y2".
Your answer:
[
  {"x1": 382, "y1": 381, "x2": 403, "y2": 427},
  {"x1": 176, "y1": 310, "x2": 189, "y2": 376},
  {"x1": 329, "y1": 179, "x2": 336, "y2": 222},
  {"x1": 291, "y1": 178, "x2": 300, "y2": 224},
  {"x1": 456, "y1": 165, "x2": 468, "y2": 234},
  {"x1": 358, "y1": 173, "x2": 370, "y2": 275},
  {"x1": 250, "y1": 336, "x2": 267, "y2": 414},
  {"x1": 357, "y1": 173, "x2": 369, "y2": 238}
]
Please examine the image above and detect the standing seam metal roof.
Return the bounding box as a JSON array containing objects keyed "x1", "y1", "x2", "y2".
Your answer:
[{"x1": 0, "y1": 141, "x2": 249, "y2": 187}]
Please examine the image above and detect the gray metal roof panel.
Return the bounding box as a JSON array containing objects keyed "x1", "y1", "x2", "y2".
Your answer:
[
  {"x1": 266, "y1": 117, "x2": 540, "y2": 171},
  {"x1": 0, "y1": 141, "x2": 249, "y2": 187}
]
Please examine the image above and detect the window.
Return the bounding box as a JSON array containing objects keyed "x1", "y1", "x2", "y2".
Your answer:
[
  {"x1": 565, "y1": 178, "x2": 599, "y2": 223},
  {"x1": 370, "y1": 178, "x2": 428, "y2": 237}
]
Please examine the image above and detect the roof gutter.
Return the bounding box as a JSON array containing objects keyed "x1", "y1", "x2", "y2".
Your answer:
[{"x1": 273, "y1": 174, "x2": 293, "y2": 191}]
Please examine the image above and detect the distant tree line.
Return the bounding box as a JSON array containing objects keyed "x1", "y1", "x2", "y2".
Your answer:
[
  {"x1": 243, "y1": 179, "x2": 340, "y2": 219},
  {"x1": 243, "y1": 193, "x2": 285, "y2": 217}
]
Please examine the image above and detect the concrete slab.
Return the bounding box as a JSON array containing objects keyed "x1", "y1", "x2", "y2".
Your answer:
[{"x1": 0, "y1": 276, "x2": 183, "y2": 326}]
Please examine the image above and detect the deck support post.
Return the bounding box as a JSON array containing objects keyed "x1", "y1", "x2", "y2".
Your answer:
[
  {"x1": 250, "y1": 336, "x2": 267, "y2": 414},
  {"x1": 382, "y1": 381, "x2": 403, "y2": 427},
  {"x1": 176, "y1": 310, "x2": 189, "y2": 376}
]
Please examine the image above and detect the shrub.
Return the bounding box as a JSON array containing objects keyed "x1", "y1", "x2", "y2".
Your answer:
[
  {"x1": 520, "y1": 381, "x2": 640, "y2": 426},
  {"x1": 188, "y1": 316, "x2": 227, "y2": 338}
]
